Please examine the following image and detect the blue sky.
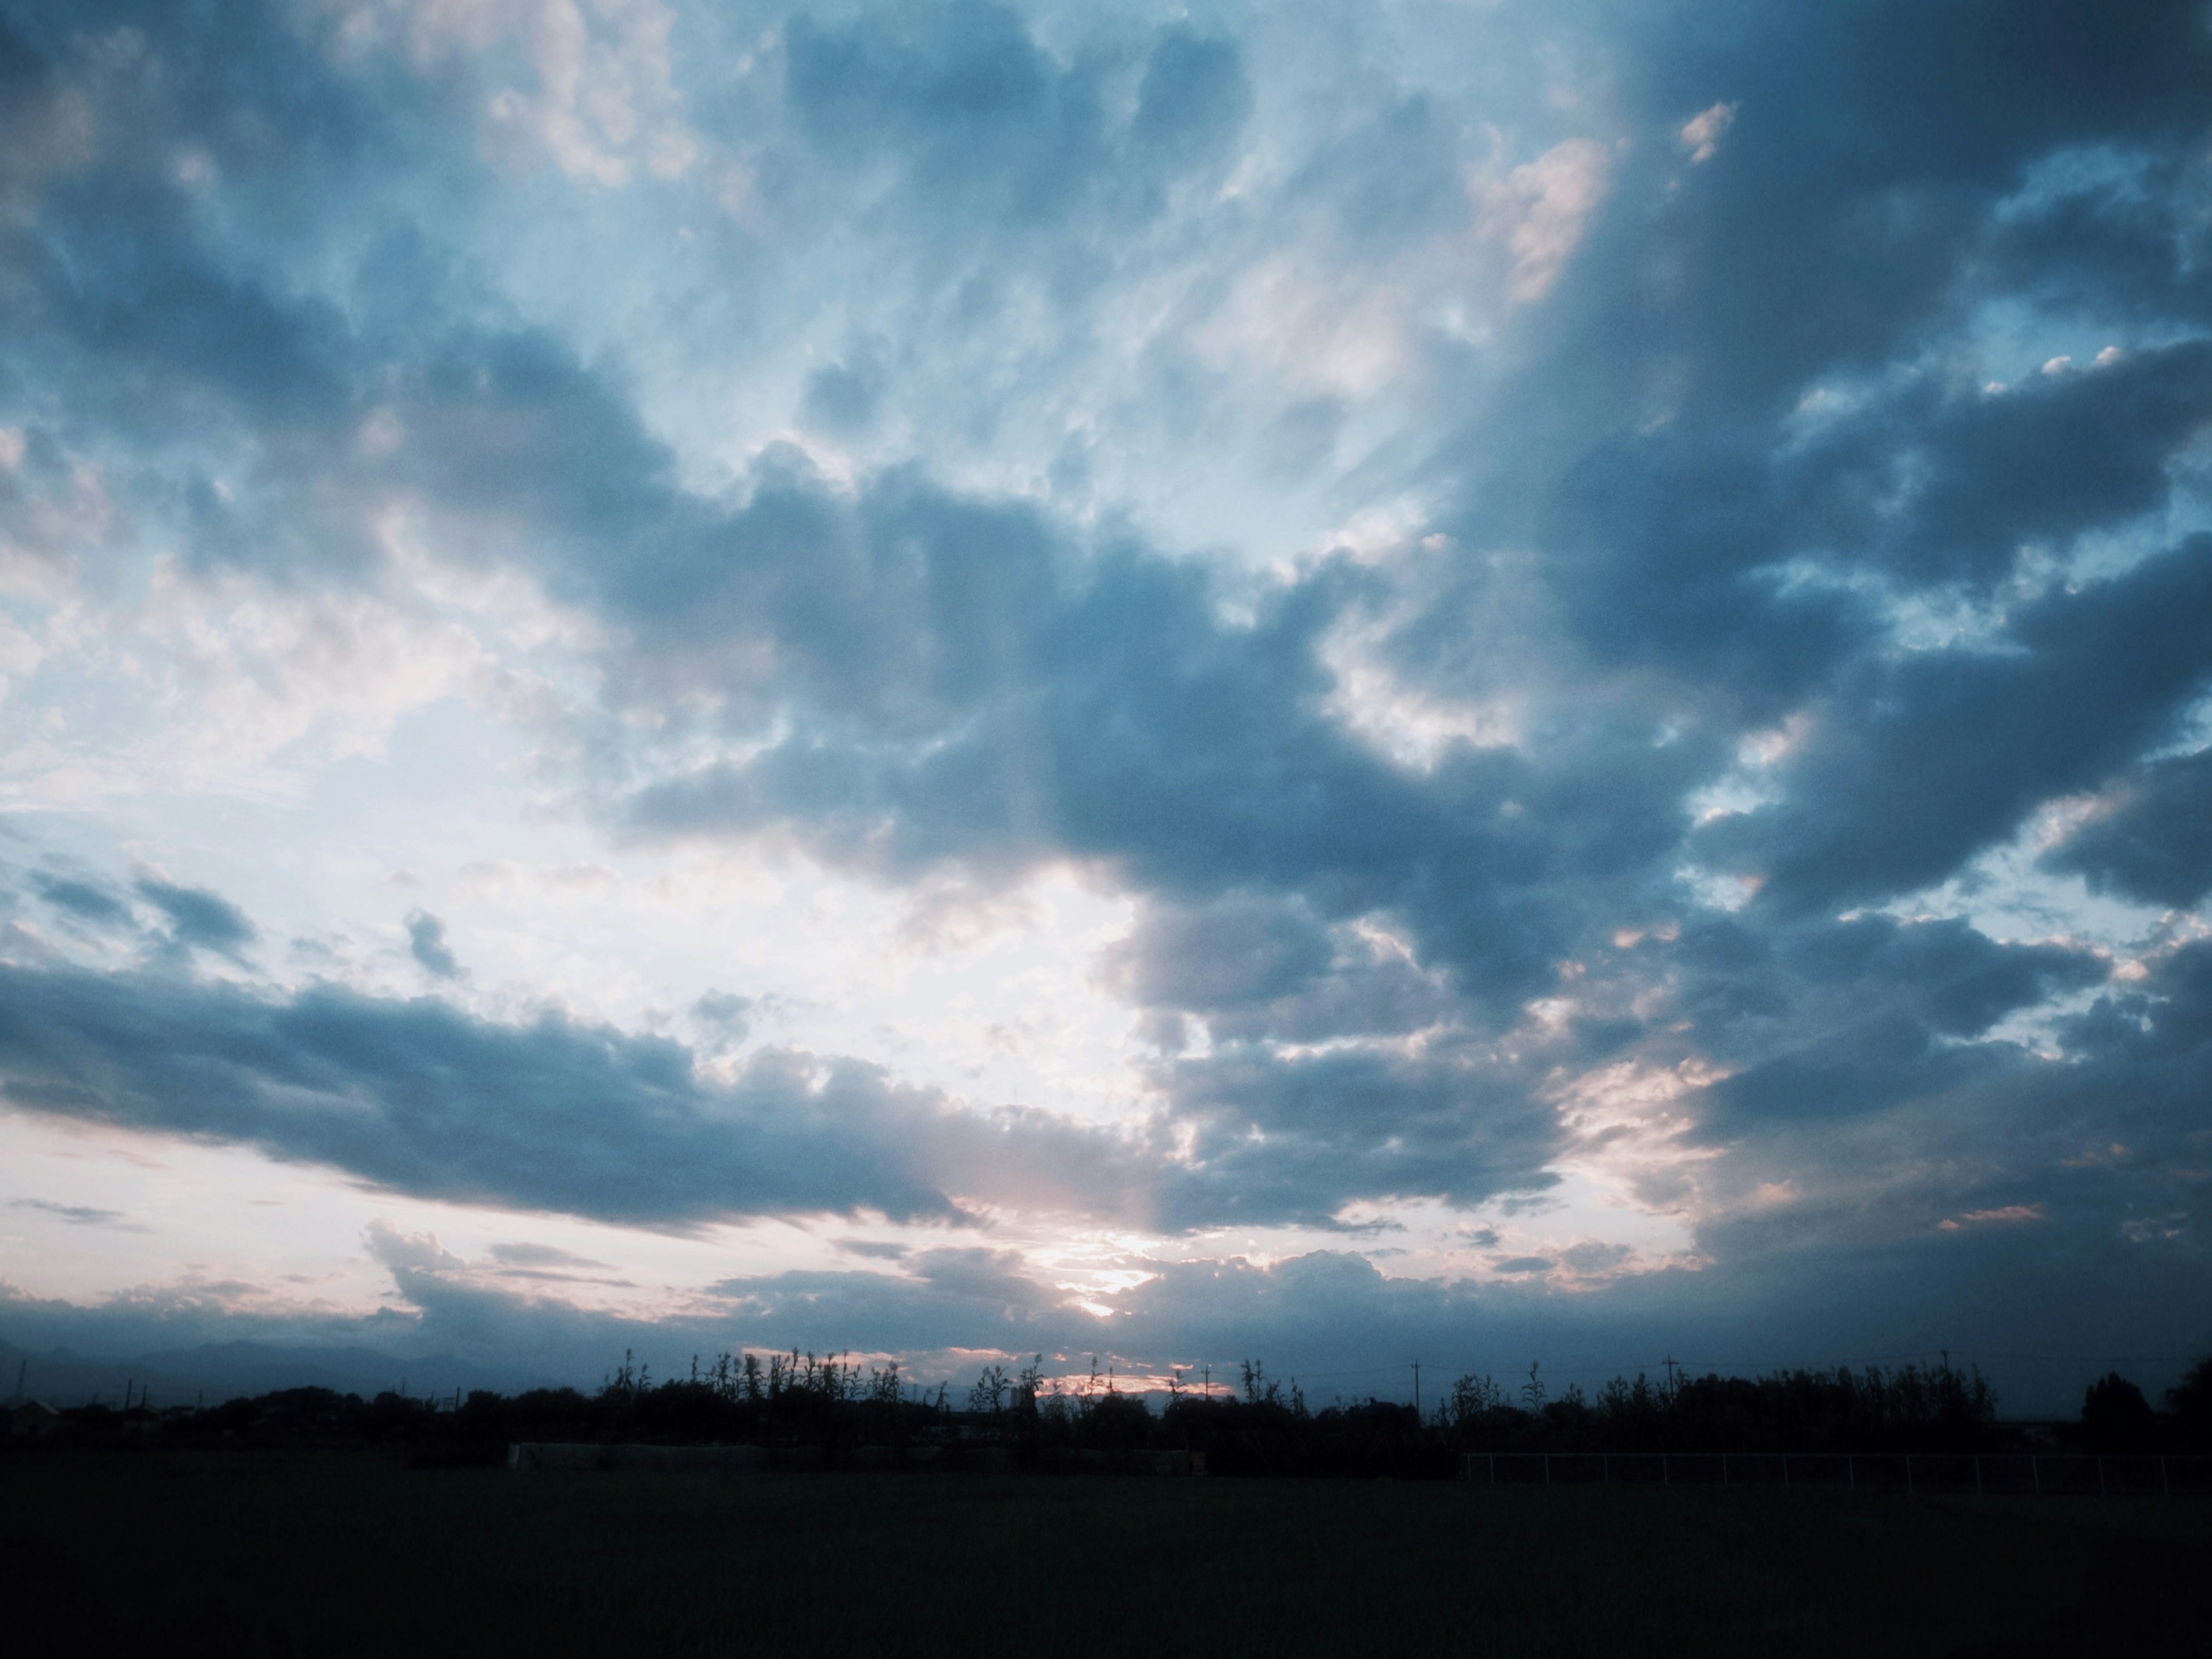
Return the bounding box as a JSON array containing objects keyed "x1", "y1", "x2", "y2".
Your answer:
[{"x1": 1, "y1": 0, "x2": 2209, "y2": 1412}]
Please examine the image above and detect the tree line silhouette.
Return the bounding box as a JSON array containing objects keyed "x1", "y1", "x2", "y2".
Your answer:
[{"x1": 16, "y1": 1348, "x2": 2210, "y2": 1475}]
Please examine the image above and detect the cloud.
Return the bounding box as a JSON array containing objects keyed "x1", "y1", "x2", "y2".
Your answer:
[
  {"x1": 31, "y1": 872, "x2": 131, "y2": 927},
  {"x1": 2045, "y1": 746, "x2": 2212, "y2": 908},
  {"x1": 1478, "y1": 137, "x2": 1613, "y2": 302},
  {"x1": 1149, "y1": 1038, "x2": 1564, "y2": 1229},
  {"x1": 781, "y1": 5, "x2": 1249, "y2": 234},
  {"x1": 10, "y1": 1198, "x2": 145, "y2": 1230},
  {"x1": 1131, "y1": 27, "x2": 1252, "y2": 168},
  {"x1": 404, "y1": 910, "x2": 462, "y2": 979},
  {"x1": 319, "y1": 0, "x2": 698, "y2": 187},
  {"x1": 0, "y1": 960, "x2": 1153, "y2": 1229},
  {"x1": 833, "y1": 1239, "x2": 909, "y2": 1261},
  {"x1": 800, "y1": 355, "x2": 883, "y2": 437},
  {"x1": 1672, "y1": 913, "x2": 2109, "y2": 1130},
  {"x1": 1104, "y1": 891, "x2": 1334, "y2": 1017},
  {"x1": 1679, "y1": 101, "x2": 1737, "y2": 165},
  {"x1": 689, "y1": 990, "x2": 752, "y2": 1040},
  {"x1": 482, "y1": 1240, "x2": 612, "y2": 1271},
  {"x1": 134, "y1": 875, "x2": 257, "y2": 959},
  {"x1": 1692, "y1": 536, "x2": 2212, "y2": 914},
  {"x1": 1, "y1": 0, "x2": 2210, "y2": 1407}
]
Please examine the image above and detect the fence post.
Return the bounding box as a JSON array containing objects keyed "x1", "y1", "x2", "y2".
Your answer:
[{"x1": 1488, "y1": 1453, "x2": 1496, "y2": 1486}]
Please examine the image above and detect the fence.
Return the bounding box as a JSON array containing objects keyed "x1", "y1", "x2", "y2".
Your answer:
[
  {"x1": 512, "y1": 1442, "x2": 770, "y2": 1471},
  {"x1": 1458, "y1": 1450, "x2": 2212, "y2": 1495},
  {"x1": 507, "y1": 1442, "x2": 1199, "y2": 1475}
]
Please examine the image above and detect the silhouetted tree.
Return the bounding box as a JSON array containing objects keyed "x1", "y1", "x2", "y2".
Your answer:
[
  {"x1": 2166, "y1": 1353, "x2": 2212, "y2": 1449},
  {"x1": 2081, "y1": 1372, "x2": 2157, "y2": 1452}
]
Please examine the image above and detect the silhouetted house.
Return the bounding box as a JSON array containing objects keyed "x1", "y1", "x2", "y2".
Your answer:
[{"x1": 9, "y1": 1400, "x2": 60, "y2": 1439}]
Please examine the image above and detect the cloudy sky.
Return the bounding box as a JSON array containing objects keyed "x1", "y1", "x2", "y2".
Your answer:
[{"x1": 2, "y1": 0, "x2": 2209, "y2": 1411}]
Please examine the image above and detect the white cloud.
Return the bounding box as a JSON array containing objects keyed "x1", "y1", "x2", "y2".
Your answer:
[
  {"x1": 1475, "y1": 138, "x2": 1613, "y2": 302},
  {"x1": 0, "y1": 559, "x2": 506, "y2": 805},
  {"x1": 1319, "y1": 610, "x2": 1524, "y2": 770},
  {"x1": 1679, "y1": 100, "x2": 1738, "y2": 165}
]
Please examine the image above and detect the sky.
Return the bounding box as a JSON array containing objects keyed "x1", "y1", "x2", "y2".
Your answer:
[{"x1": 1, "y1": 0, "x2": 2210, "y2": 1415}]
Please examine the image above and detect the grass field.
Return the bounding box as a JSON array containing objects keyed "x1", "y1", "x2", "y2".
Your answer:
[{"x1": 3, "y1": 1453, "x2": 2207, "y2": 1656}]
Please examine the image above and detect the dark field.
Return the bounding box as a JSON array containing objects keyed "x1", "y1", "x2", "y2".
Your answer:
[{"x1": 3, "y1": 1455, "x2": 2207, "y2": 1657}]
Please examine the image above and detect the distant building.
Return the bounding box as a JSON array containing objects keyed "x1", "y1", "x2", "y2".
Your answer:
[{"x1": 9, "y1": 1400, "x2": 60, "y2": 1439}]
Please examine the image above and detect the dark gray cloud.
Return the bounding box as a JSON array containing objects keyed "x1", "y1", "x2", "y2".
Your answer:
[
  {"x1": 1150, "y1": 1039, "x2": 1563, "y2": 1229},
  {"x1": 832, "y1": 1238, "x2": 909, "y2": 1260},
  {"x1": 10, "y1": 1198, "x2": 142, "y2": 1229},
  {"x1": 30, "y1": 873, "x2": 130, "y2": 927},
  {"x1": 1495, "y1": 1256, "x2": 1552, "y2": 1275},
  {"x1": 0, "y1": 4, "x2": 406, "y2": 448},
  {"x1": 0, "y1": 959, "x2": 1154, "y2": 1229},
  {"x1": 404, "y1": 911, "x2": 461, "y2": 980},
  {"x1": 478, "y1": 1240, "x2": 631, "y2": 1287},
  {"x1": 608, "y1": 471, "x2": 1686, "y2": 1037},
  {"x1": 1692, "y1": 535, "x2": 2212, "y2": 913},
  {"x1": 800, "y1": 355, "x2": 884, "y2": 435},
  {"x1": 2045, "y1": 746, "x2": 2212, "y2": 909},
  {"x1": 1668, "y1": 914, "x2": 2111, "y2": 1119},
  {"x1": 1105, "y1": 892, "x2": 1463, "y2": 1052},
  {"x1": 1105, "y1": 892, "x2": 1334, "y2": 1016},
  {"x1": 690, "y1": 990, "x2": 753, "y2": 1040},
  {"x1": 134, "y1": 876, "x2": 256, "y2": 959}
]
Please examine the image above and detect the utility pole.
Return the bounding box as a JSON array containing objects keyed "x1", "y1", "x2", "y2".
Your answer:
[
  {"x1": 1412, "y1": 1362, "x2": 1421, "y2": 1416},
  {"x1": 1203, "y1": 1363, "x2": 1210, "y2": 1400}
]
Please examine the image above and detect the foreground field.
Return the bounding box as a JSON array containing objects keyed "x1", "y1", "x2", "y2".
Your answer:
[{"x1": 3, "y1": 1453, "x2": 2206, "y2": 1656}]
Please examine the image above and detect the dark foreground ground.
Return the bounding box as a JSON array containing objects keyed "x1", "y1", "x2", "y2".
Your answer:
[{"x1": 3, "y1": 1453, "x2": 2207, "y2": 1657}]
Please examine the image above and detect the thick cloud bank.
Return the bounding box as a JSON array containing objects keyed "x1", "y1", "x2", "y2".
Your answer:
[{"x1": 0, "y1": 960, "x2": 1156, "y2": 1227}]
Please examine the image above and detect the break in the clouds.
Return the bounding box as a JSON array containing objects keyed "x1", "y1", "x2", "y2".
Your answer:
[{"x1": 1, "y1": 0, "x2": 2209, "y2": 1410}]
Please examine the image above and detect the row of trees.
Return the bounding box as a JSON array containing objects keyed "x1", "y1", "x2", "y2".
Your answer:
[{"x1": 20, "y1": 1350, "x2": 2210, "y2": 1472}]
